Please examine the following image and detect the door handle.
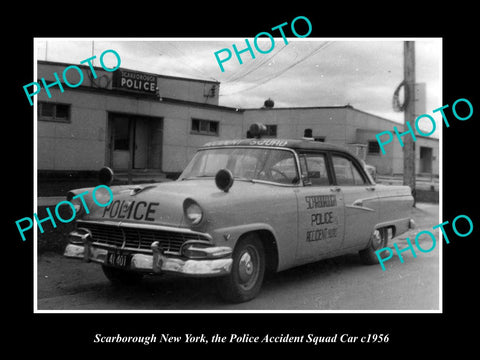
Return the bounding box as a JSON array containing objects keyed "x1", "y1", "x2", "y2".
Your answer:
[
  {"x1": 366, "y1": 186, "x2": 375, "y2": 191},
  {"x1": 330, "y1": 187, "x2": 341, "y2": 192}
]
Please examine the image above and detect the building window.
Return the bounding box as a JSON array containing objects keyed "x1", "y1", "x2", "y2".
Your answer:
[
  {"x1": 368, "y1": 140, "x2": 380, "y2": 154},
  {"x1": 265, "y1": 125, "x2": 277, "y2": 138},
  {"x1": 38, "y1": 102, "x2": 71, "y2": 123},
  {"x1": 191, "y1": 119, "x2": 219, "y2": 136}
]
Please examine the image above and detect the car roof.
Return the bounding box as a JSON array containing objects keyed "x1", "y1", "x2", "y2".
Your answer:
[{"x1": 200, "y1": 138, "x2": 347, "y2": 153}]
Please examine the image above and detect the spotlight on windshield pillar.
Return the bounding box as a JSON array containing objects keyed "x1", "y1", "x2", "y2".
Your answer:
[
  {"x1": 99, "y1": 167, "x2": 114, "y2": 186},
  {"x1": 215, "y1": 169, "x2": 234, "y2": 192}
]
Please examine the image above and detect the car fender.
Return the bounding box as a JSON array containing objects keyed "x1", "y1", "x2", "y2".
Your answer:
[
  {"x1": 210, "y1": 223, "x2": 293, "y2": 272},
  {"x1": 211, "y1": 222, "x2": 278, "y2": 247}
]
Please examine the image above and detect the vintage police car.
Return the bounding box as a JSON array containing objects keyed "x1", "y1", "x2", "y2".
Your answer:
[{"x1": 64, "y1": 124, "x2": 415, "y2": 303}]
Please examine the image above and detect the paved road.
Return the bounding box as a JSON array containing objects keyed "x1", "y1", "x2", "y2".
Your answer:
[{"x1": 36, "y1": 203, "x2": 440, "y2": 311}]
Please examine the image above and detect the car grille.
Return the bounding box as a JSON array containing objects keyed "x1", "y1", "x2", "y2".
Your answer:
[{"x1": 78, "y1": 222, "x2": 209, "y2": 254}]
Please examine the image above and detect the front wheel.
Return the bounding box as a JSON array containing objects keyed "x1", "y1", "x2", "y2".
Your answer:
[
  {"x1": 217, "y1": 234, "x2": 265, "y2": 303},
  {"x1": 359, "y1": 228, "x2": 389, "y2": 265}
]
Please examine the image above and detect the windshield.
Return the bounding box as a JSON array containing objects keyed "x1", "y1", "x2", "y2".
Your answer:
[{"x1": 180, "y1": 147, "x2": 299, "y2": 185}]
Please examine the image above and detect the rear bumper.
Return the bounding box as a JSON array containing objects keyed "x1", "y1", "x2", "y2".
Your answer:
[
  {"x1": 64, "y1": 243, "x2": 233, "y2": 277},
  {"x1": 375, "y1": 217, "x2": 415, "y2": 239}
]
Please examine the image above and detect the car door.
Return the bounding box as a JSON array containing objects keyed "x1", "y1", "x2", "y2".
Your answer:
[
  {"x1": 295, "y1": 152, "x2": 345, "y2": 262},
  {"x1": 329, "y1": 153, "x2": 379, "y2": 250}
]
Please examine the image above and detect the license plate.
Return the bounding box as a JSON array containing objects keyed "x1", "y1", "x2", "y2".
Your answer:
[{"x1": 106, "y1": 252, "x2": 131, "y2": 268}]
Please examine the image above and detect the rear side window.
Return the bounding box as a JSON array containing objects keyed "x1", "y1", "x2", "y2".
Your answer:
[
  {"x1": 331, "y1": 155, "x2": 367, "y2": 185},
  {"x1": 299, "y1": 153, "x2": 330, "y2": 186}
]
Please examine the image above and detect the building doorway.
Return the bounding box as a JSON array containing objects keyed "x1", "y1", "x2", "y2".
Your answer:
[
  {"x1": 419, "y1": 146, "x2": 432, "y2": 173},
  {"x1": 108, "y1": 113, "x2": 163, "y2": 171}
]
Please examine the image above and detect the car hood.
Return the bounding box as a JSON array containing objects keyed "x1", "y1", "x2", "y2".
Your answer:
[{"x1": 70, "y1": 179, "x2": 284, "y2": 228}]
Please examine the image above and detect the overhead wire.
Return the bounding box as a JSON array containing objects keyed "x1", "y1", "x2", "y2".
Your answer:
[
  {"x1": 165, "y1": 42, "x2": 219, "y2": 81},
  {"x1": 143, "y1": 42, "x2": 218, "y2": 82},
  {"x1": 220, "y1": 41, "x2": 331, "y2": 97},
  {"x1": 224, "y1": 41, "x2": 290, "y2": 84}
]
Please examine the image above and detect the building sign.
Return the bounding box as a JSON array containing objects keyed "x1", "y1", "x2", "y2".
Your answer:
[{"x1": 113, "y1": 70, "x2": 157, "y2": 93}]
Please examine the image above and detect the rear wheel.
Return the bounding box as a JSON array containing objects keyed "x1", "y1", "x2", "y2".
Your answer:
[
  {"x1": 217, "y1": 234, "x2": 265, "y2": 303},
  {"x1": 102, "y1": 265, "x2": 144, "y2": 285},
  {"x1": 359, "y1": 228, "x2": 389, "y2": 265}
]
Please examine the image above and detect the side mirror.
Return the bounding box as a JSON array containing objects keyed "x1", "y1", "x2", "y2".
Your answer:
[
  {"x1": 215, "y1": 169, "x2": 234, "y2": 192},
  {"x1": 98, "y1": 167, "x2": 114, "y2": 186}
]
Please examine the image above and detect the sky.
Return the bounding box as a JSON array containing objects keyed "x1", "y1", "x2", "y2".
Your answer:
[{"x1": 35, "y1": 38, "x2": 442, "y2": 131}]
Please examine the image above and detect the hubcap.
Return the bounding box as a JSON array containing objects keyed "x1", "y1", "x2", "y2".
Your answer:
[{"x1": 237, "y1": 246, "x2": 259, "y2": 290}]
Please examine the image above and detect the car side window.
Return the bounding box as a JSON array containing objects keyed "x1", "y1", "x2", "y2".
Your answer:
[
  {"x1": 300, "y1": 153, "x2": 330, "y2": 186},
  {"x1": 270, "y1": 156, "x2": 299, "y2": 184},
  {"x1": 332, "y1": 155, "x2": 367, "y2": 186}
]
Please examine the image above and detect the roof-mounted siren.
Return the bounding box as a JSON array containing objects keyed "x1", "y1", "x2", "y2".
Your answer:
[{"x1": 248, "y1": 123, "x2": 267, "y2": 139}]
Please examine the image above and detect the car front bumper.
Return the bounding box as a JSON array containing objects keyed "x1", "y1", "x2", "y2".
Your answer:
[{"x1": 64, "y1": 243, "x2": 233, "y2": 277}]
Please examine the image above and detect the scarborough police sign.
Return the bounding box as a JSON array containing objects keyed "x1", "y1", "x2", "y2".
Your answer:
[{"x1": 112, "y1": 69, "x2": 157, "y2": 93}]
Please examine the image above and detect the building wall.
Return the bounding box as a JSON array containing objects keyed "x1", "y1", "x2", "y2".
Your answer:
[
  {"x1": 242, "y1": 106, "x2": 439, "y2": 176},
  {"x1": 347, "y1": 108, "x2": 439, "y2": 176},
  {"x1": 159, "y1": 103, "x2": 243, "y2": 172},
  {"x1": 415, "y1": 136, "x2": 439, "y2": 175},
  {"x1": 37, "y1": 61, "x2": 227, "y2": 173},
  {"x1": 157, "y1": 77, "x2": 219, "y2": 106},
  {"x1": 37, "y1": 61, "x2": 220, "y2": 105},
  {"x1": 243, "y1": 107, "x2": 348, "y2": 145},
  {"x1": 36, "y1": 61, "x2": 439, "y2": 177},
  {"x1": 37, "y1": 87, "x2": 242, "y2": 173},
  {"x1": 37, "y1": 89, "x2": 108, "y2": 171},
  {"x1": 38, "y1": 62, "x2": 111, "y2": 90},
  {"x1": 344, "y1": 107, "x2": 398, "y2": 142}
]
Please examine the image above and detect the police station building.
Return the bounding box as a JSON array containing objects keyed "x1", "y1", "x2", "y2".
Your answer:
[{"x1": 37, "y1": 60, "x2": 439, "y2": 179}]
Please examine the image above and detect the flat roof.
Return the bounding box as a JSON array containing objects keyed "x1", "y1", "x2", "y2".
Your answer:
[{"x1": 37, "y1": 60, "x2": 220, "y2": 84}]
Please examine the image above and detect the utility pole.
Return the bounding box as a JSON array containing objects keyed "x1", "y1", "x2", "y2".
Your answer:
[{"x1": 403, "y1": 41, "x2": 416, "y2": 206}]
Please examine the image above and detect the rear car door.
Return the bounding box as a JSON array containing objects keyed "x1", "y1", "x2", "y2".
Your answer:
[
  {"x1": 329, "y1": 153, "x2": 379, "y2": 250},
  {"x1": 294, "y1": 152, "x2": 345, "y2": 262}
]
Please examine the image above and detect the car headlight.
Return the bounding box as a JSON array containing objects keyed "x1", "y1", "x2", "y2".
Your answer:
[{"x1": 183, "y1": 198, "x2": 204, "y2": 225}]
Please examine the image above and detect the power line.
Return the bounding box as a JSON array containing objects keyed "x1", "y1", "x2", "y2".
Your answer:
[
  {"x1": 165, "y1": 42, "x2": 218, "y2": 82},
  {"x1": 224, "y1": 42, "x2": 289, "y2": 84},
  {"x1": 143, "y1": 42, "x2": 218, "y2": 82},
  {"x1": 220, "y1": 42, "x2": 331, "y2": 97}
]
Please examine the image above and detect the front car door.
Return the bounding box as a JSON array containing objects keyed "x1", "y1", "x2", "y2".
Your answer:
[
  {"x1": 294, "y1": 151, "x2": 345, "y2": 263},
  {"x1": 329, "y1": 152, "x2": 379, "y2": 250}
]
